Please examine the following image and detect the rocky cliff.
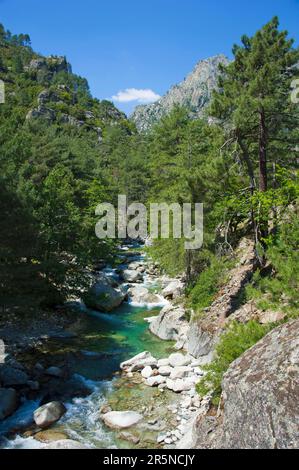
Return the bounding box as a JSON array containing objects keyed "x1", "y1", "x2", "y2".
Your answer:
[
  {"x1": 193, "y1": 319, "x2": 299, "y2": 449},
  {"x1": 131, "y1": 54, "x2": 229, "y2": 132}
]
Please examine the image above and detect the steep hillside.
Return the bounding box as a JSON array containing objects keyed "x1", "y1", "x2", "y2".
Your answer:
[
  {"x1": 0, "y1": 24, "x2": 134, "y2": 310},
  {"x1": 131, "y1": 54, "x2": 229, "y2": 132}
]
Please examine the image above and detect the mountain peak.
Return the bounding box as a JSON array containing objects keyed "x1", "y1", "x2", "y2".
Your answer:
[{"x1": 131, "y1": 54, "x2": 229, "y2": 132}]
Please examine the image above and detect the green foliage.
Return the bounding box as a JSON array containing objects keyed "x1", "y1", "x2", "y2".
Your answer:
[
  {"x1": 0, "y1": 23, "x2": 132, "y2": 311},
  {"x1": 246, "y1": 207, "x2": 299, "y2": 311},
  {"x1": 188, "y1": 256, "x2": 232, "y2": 313},
  {"x1": 196, "y1": 321, "x2": 272, "y2": 404}
]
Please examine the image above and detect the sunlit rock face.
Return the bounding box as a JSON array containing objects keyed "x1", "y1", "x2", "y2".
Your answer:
[{"x1": 131, "y1": 55, "x2": 229, "y2": 132}]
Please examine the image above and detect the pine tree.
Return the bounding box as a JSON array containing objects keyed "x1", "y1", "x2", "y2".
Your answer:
[{"x1": 211, "y1": 17, "x2": 299, "y2": 243}]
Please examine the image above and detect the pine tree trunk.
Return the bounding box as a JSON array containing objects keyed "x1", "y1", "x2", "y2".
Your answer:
[
  {"x1": 258, "y1": 109, "x2": 268, "y2": 243},
  {"x1": 259, "y1": 109, "x2": 268, "y2": 193}
]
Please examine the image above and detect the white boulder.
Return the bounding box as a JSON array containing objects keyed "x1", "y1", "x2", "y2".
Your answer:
[
  {"x1": 168, "y1": 353, "x2": 191, "y2": 367},
  {"x1": 141, "y1": 366, "x2": 154, "y2": 379},
  {"x1": 102, "y1": 411, "x2": 143, "y2": 429}
]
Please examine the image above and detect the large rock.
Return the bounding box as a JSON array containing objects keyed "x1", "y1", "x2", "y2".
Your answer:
[
  {"x1": 33, "y1": 401, "x2": 67, "y2": 429},
  {"x1": 122, "y1": 269, "x2": 143, "y2": 283},
  {"x1": 0, "y1": 388, "x2": 18, "y2": 420},
  {"x1": 41, "y1": 439, "x2": 88, "y2": 449},
  {"x1": 0, "y1": 365, "x2": 29, "y2": 387},
  {"x1": 102, "y1": 411, "x2": 143, "y2": 430},
  {"x1": 162, "y1": 280, "x2": 184, "y2": 299},
  {"x1": 45, "y1": 366, "x2": 64, "y2": 378},
  {"x1": 84, "y1": 273, "x2": 126, "y2": 312},
  {"x1": 150, "y1": 305, "x2": 188, "y2": 341},
  {"x1": 221, "y1": 320, "x2": 299, "y2": 449},
  {"x1": 120, "y1": 351, "x2": 157, "y2": 371},
  {"x1": 187, "y1": 323, "x2": 216, "y2": 363},
  {"x1": 141, "y1": 366, "x2": 154, "y2": 379},
  {"x1": 170, "y1": 366, "x2": 192, "y2": 380},
  {"x1": 166, "y1": 378, "x2": 193, "y2": 393},
  {"x1": 168, "y1": 353, "x2": 191, "y2": 367},
  {"x1": 128, "y1": 286, "x2": 162, "y2": 305},
  {"x1": 146, "y1": 375, "x2": 166, "y2": 387}
]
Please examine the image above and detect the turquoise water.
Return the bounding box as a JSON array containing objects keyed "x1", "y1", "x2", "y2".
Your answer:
[
  {"x1": 47, "y1": 301, "x2": 175, "y2": 382},
  {"x1": 1, "y1": 247, "x2": 177, "y2": 448}
]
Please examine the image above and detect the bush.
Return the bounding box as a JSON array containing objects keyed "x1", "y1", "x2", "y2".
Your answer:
[
  {"x1": 196, "y1": 320, "x2": 272, "y2": 405},
  {"x1": 188, "y1": 256, "x2": 231, "y2": 313}
]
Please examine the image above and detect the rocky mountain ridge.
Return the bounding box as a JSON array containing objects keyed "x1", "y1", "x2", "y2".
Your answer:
[{"x1": 131, "y1": 54, "x2": 229, "y2": 132}]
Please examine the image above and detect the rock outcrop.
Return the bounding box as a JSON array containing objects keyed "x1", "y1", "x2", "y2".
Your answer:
[
  {"x1": 194, "y1": 320, "x2": 299, "y2": 449},
  {"x1": 221, "y1": 319, "x2": 299, "y2": 449},
  {"x1": 131, "y1": 55, "x2": 229, "y2": 132}
]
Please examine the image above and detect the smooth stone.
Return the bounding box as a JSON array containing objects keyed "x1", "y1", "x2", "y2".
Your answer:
[
  {"x1": 118, "y1": 431, "x2": 140, "y2": 445},
  {"x1": 34, "y1": 430, "x2": 69, "y2": 443},
  {"x1": 146, "y1": 375, "x2": 166, "y2": 387},
  {"x1": 45, "y1": 366, "x2": 64, "y2": 378},
  {"x1": 157, "y1": 358, "x2": 170, "y2": 367},
  {"x1": 141, "y1": 366, "x2": 154, "y2": 379},
  {"x1": 170, "y1": 366, "x2": 192, "y2": 380},
  {"x1": 166, "y1": 378, "x2": 193, "y2": 393},
  {"x1": 168, "y1": 353, "x2": 191, "y2": 368},
  {"x1": 102, "y1": 411, "x2": 143, "y2": 430},
  {"x1": 0, "y1": 388, "x2": 18, "y2": 420},
  {"x1": 0, "y1": 366, "x2": 29, "y2": 386},
  {"x1": 34, "y1": 401, "x2": 66, "y2": 429},
  {"x1": 120, "y1": 351, "x2": 157, "y2": 371},
  {"x1": 158, "y1": 366, "x2": 172, "y2": 377}
]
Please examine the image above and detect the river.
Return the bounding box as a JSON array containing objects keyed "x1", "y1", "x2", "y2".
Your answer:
[{"x1": 0, "y1": 243, "x2": 180, "y2": 449}]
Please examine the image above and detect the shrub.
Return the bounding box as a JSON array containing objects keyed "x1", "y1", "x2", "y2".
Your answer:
[
  {"x1": 196, "y1": 320, "x2": 272, "y2": 405},
  {"x1": 188, "y1": 256, "x2": 231, "y2": 313}
]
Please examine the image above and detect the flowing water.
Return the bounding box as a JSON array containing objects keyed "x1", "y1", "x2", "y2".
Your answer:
[{"x1": 1, "y1": 245, "x2": 178, "y2": 449}]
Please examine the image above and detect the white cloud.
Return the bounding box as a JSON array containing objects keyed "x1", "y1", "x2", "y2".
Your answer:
[{"x1": 112, "y1": 88, "x2": 161, "y2": 104}]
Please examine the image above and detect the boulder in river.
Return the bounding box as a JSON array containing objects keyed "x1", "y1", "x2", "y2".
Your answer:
[
  {"x1": 168, "y1": 353, "x2": 191, "y2": 368},
  {"x1": 120, "y1": 351, "x2": 157, "y2": 372},
  {"x1": 102, "y1": 411, "x2": 143, "y2": 430},
  {"x1": 0, "y1": 388, "x2": 18, "y2": 420},
  {"x1": 45, "y1": 366, "x2": 64, "y2": 378},
  {"x1": 122, "y1": 269, "x2": 143, "y2": 283},
  {"x1": 84, "y1": 273, "x2": 126, "y2": 312},
  {"x1": 149, "y1": 305, "x2": 187, "y2": 341},
  {"x1": 141, "y1": 366, "x2": 154, "y2": 379},
  {"x1": 170, "y1": 366, "x2": 192, "y2": 380},
  {"x1": 33, "y1": 401, "x2": 67, "y2": 429},
  {"x1": 128, "y1": 286, "x2": 162, "y2": 305},
  {"x1": 146, "y1": 375, "x2": 166, "y2": 387},
  {"x1": 0, "y1": 365, "x2": 29, "y2": 387}
]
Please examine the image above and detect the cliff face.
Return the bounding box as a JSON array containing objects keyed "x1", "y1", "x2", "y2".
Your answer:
[
  {"x1": 193, "y1": 319, "x2": 299, "y2": 449},
  {"x1": 131, "y1": 54, "x2": 229, "y2": 132}
]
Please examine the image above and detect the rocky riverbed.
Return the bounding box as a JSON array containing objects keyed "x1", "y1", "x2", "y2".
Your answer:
[{"x1": 0, "y1": 241, "x2": 201, "y2": 449}]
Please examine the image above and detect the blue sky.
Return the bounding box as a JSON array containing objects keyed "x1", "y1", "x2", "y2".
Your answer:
[{"x1": 1, "y1": 0, "x2": 298, "y2": 114}]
